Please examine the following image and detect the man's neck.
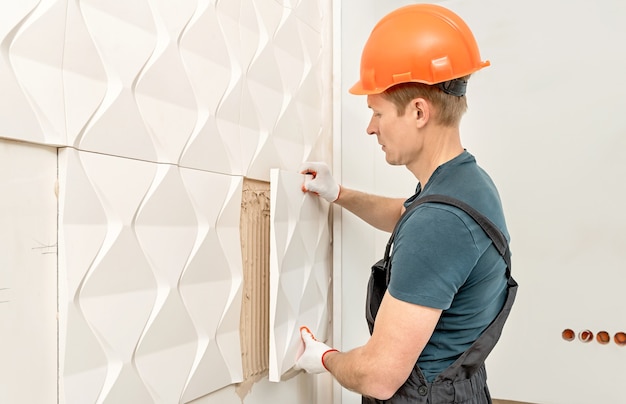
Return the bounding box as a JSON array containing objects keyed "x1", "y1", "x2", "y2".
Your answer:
[{"x1": 407, "y1": 125, "x2": 463, "y2": 186}]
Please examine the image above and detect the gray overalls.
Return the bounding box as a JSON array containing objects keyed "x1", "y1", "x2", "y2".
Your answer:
[{"x1": 363, "y1": 195, "x2": 518, "y2": 404}]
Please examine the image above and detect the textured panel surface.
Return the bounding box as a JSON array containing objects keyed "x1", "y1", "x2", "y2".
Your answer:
[
  {"x1": 1, "y1": 0, "x2": 332, "y2": 401},
  {"x1": 269, "y1": 169, "x2": 332, "y2": 382},
  {"x1": 0, "y1": 0, "x2": 331, "y2": 181},
  {"x1": 0, "y1": 1, "x2": 63, "y2": 144},
  {"x1": 58, "y1": 148, "x2": 244, "y2": 403}
]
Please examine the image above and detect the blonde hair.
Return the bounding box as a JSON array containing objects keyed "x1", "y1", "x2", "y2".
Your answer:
[{"x1": 381, "y1": 78, "x2": 470, "y2": 127}]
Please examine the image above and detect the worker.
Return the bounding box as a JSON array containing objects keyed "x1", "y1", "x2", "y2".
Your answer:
[{"x1": 295, "y1": 4, "x2": 518, "y2": 403}]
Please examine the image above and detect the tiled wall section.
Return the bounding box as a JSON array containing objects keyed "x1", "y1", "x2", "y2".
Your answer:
[
  {"x1": 0, "y1": 0, "x2": 332, "y2": 177},
  {"x1": 58, "y1": 149, "x2": 246, "y2": 403},
  {"x1": 1, "y1": 0, "x2": 332, "y2": 402}
]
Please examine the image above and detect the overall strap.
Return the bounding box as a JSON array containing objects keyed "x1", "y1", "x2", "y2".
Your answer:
[{"x1": 383, "y1": 194, "x2": 511, "y2": 278}]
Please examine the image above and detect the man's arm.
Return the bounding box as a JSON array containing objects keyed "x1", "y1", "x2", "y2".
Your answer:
[
  {"x1": 334, "y1": 187, "x2": 405, "y2": 233},
  {"x1": 299, "y1": 162, "x2": 405, "y2": 232},
  {"x1": 303, "y1": 292, "x2": 442, "y2": 400}
]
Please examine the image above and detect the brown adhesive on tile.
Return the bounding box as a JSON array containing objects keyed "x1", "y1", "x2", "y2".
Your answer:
[{"x1": 238, "y1": 178, "x2": 271, "y2": 394}]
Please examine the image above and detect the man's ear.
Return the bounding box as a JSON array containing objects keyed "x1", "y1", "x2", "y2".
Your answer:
[{"x1": 410, "y1": 97, "x2": 430, "y2": 128}]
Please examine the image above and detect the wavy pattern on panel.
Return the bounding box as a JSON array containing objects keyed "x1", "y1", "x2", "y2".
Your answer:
[
  {"x1": 269, "y1": 168, "x2": 332, "y2": 382},
  {"x1": 178, "y1": 1, "x2": 235, "y2": 174},
  {"x1": 179, "y1": 169, "x2": 244, "y2": 402},
  {"x1": 13, "y1": 0, "x2": 330, "y2": 401},
  {"x1": 58, "y1": 149, "x2": 109, "y2": 404},
  {"x1": 0, "y1": 0, "x2": 65, "y2": 144},
  {"x1": 58, "y1": 149, "x2": 244, "y2": 403},
  {"x1": 0, "y1": 0, "x2": 330, "y2": 178},
  {"x1": 246, "y1": 0, "x2": 330, "y2": 180},
  {"x1": 62, "y1": 149, "x2": 159, "y2": 404},
  {"x1": 133, "y1": 165, "x2": 199, "y2": 403},
  {"x1": 63, "y1": 0, "x2": 107, "y2": 148},
  {"x1": 74, "y1": 0, "x2": 159, "y2": 162},
  {"x1": 133, "y1": 0, "x2": 198, "y2": 164}
]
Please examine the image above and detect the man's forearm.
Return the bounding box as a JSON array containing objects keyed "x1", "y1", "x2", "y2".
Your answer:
[
  {"x1": 323, "y1": 347, "x2": 398, "y2": 400},
  {"x1": 334, "y1": 187, "x2": 405, "y2": 233}
]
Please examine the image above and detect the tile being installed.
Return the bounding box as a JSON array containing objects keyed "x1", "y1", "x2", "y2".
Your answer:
[
  {"x1": 58, "y1": 148, "x2": 244, "y2": 403},
  {"x1": 269, "y1": 169, "x2": 332, "y2": 382}
]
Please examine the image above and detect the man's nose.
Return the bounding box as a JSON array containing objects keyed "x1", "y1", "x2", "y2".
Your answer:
[{"x1": 366, "y1": 121, "x2": 377, "y2": 136}]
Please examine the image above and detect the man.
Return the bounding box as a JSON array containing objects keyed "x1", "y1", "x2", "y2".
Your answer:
[{"x1": 295, "y1": 4, "x2": 517, "y2": 403}]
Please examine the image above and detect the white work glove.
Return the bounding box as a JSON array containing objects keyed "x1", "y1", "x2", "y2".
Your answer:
[
  {"x1": 294, "y1": 326, "x2": 339, "y2": 374},
  {"x1": 299, "y1": 162, "x2": 341, "y2": 203}
]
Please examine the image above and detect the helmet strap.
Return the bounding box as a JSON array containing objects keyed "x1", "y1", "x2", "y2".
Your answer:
[{"x1": 437, "y1": 78, "x2": 468, "y2": 97}]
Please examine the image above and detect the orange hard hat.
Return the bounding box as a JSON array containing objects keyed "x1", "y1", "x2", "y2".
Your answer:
[{"x1": 349, "y1": 4, "x2": 490, "y2": 96}]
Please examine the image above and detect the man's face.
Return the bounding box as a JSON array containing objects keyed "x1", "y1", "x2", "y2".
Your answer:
[{"x1": 366, "y1": 94, "x2": 421, "y2": 166}]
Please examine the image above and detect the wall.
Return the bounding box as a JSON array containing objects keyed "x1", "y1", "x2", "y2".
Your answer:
[
  {"x1": 339, "y1": 1, "x2": 626, "y2": 404},
  {"x1": 0, "y1": 0, "x2": 333, "y2": 403},
  {"x1": 0, "y1": 140, "x2": 58, "y2": 404}
]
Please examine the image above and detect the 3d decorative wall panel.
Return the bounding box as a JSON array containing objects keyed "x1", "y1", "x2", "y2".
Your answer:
[
  {"x1": 58, "y1": 148, "x2": 244, "y2": 403},
  {"x1": 1, "y1": 0, "x2": 332, "y2": 402},
  {"x1": 0, "y1": 0, "x2": 331, "y2": 180},
  {"x1": 0, "y1": 1, "x2": 59, "y2": 144},
  {"x1": 269, "y1": 169, "x2": 332, "y2": 382}
]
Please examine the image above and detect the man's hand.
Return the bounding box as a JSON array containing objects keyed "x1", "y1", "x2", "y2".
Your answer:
[
  {"x1": 299, "y1": 162, "x2": 340, "y2": 203},
  {"x1": 294, "y1": 326, "x2": 338, "y2": 374}
]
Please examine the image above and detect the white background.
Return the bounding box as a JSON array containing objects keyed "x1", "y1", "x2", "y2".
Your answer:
[{"x1": 338, "y1": 1, "x2": 626, "y2": 403}]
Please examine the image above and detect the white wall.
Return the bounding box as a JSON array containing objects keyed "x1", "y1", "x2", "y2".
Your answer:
[
  {"x1": 339, "y1": 1, "x2": 626, "y2": 403},
  {"x1": 0, "y1": 140, "x2": 58, "y2": 404}
]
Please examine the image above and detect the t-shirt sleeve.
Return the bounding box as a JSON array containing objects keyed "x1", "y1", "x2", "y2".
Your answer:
[{"x1": 387, "y1": 205, "x2": 481, "y2": 310}]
